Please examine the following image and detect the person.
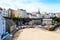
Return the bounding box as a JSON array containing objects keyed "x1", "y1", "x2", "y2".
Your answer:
[
  {"x1": 16, "y1": 21, "x2": 18, "y2": 27},
  {"x1": 20, "y1": 21, "x2": 23, "y2": 26}
]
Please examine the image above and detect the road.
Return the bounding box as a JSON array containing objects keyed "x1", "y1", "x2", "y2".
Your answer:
[{"x1": 13, "y1": 28, "x2": 60, "y2": 40}]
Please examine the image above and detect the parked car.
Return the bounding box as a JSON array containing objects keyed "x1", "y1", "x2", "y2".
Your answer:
[{"x1": 49, "y1": 22, "x2": 60, "y2": 31}]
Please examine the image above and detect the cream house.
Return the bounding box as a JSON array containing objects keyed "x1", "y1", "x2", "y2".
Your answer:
[
  {"x1": 27, "y1": 13, "x2": 32, "y2": 18},
  {"x1": 15, "y1": 9, "x2": 28, "y2": 18},
  {"x1": 55, "y1": 13, "x2": 60, "y2": 18}
]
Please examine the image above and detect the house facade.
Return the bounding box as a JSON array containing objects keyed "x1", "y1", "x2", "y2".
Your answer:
[
  {"x1": 7, "y1": 8, "x2": 16, "y2": 17},
  {"x1": 27, "y1": 13, "x2": 32, "y2": 18},
  {"x1": 55, "y1": 13, "x2": 60, "y2": 18},
  {"x1": 31, "y1": 11, "x2": 43, "y2": 18},
  {"x1": 15, "y1": 9, "x2": 28, "y2": 18},
  {"x1": 0, "y1": 7, "x2": 6, "y2": 40},
  {"x1": 43, "y1": 19, "x2": 52, "y2": 25}
]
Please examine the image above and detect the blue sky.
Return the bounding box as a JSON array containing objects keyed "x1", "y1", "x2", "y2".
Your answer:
[
  {"x1": 0, "y1": 0, "x2": 60, "y2": 13},
  {"x1": 40, "y1": 0, "x2": 60, "y2": 4}
]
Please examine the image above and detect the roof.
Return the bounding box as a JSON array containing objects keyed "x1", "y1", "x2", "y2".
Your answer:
[
  {"x1": 0, "y1": 7, "x2": 3, "y2": 10},
  {"x1": 6, "y1": 19, "x2": 16, "y2": 26},
  {"x1": 18, "y1": 9, "x2": 26, "y2": 11},
  {"x1": 27, "y1": 13, "x2": 32, "y2": 15}
]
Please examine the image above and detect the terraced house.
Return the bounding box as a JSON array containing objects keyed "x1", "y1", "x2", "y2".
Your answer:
[{"x1": 15, "y1": 9, "x2": 28, "y2": 18}]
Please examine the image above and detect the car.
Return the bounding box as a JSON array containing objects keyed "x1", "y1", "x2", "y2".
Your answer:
[{"x1": 49, "y1": 22, "x2": 60, "y2": 31}]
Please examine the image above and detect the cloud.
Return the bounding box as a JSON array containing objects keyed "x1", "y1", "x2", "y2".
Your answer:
[{"x1": 0, "y1": 0, "x2": 60, "y2": 13}]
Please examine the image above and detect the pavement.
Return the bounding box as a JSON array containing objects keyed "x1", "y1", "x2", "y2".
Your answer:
[{"x1": 13, "y1": 28, "x2": 60, "y2": 40}]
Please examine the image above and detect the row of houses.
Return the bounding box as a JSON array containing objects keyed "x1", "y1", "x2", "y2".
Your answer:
[
  {"x1": 0, "y1": 7, "x2": 18, "y2": 40},
  {"x1": 0, "y1": 7, "x2": 60, "y2": 18},
  {"x1": 27, "y1": 11, "x2": 60, "y2": 18},
  {"x1": 0, "y1": 7, "x2": 60, "y2": 26},
  {"x1": 6, "y1": 8, "x2": 28, "y2": 18}
]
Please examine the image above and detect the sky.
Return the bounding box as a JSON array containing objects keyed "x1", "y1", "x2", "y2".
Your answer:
[{"x1": 0, "y1": 0, "x2": 60, "y2": 13}]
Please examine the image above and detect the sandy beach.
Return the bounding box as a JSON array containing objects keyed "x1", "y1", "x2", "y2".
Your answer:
[{"x1": 13, "y1": 28, "x2": 60, "y2": 40}]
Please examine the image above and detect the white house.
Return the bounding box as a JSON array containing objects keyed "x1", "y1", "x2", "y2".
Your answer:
[
  {"x1": 0, "y1": 8, "x2": 7, "y2": 40},
  {"x1": 43, "y1": 19, "x2": 52, "y2": 25},
  {"x1": 42, "y1": 12, "x2": 55, "y2": 18},
  {"x1": 48, "y1": 13, "x2": 55, "y2": 18},
  {"x1": 32, "y1": 11, "x2": 43, "y2": 18}
]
